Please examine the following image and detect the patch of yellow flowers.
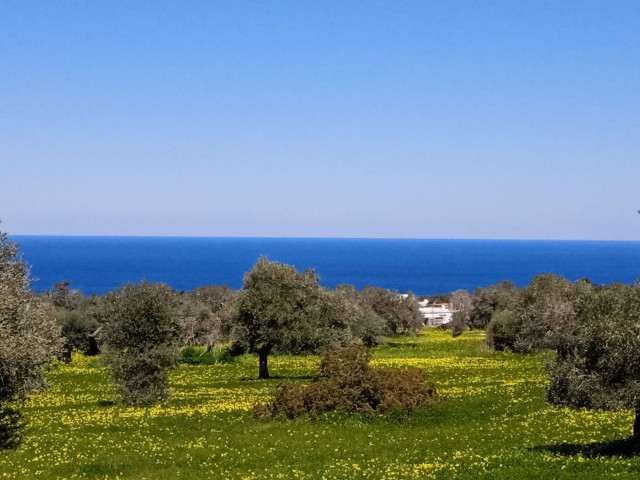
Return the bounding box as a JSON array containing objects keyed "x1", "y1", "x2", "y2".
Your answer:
[{"x1": 0, "y1": 329, "x2": 637, "y2": 479}]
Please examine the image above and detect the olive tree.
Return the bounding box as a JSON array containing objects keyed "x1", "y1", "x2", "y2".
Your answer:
[
  {"x1": 47, "y1": 284, "x2": 102, "y2": 361},
  {"x1": 361, "y1": 287, "x2": 423, "y2": 336},
  {"x1": 313, "y1": 285, "x2": 387, "y2": 350},
  {"x1": 101, "y1": 281, "x2": 181, "y2": 405},
  {"x1": 449, "y1": 289, "x2": 472, "y2": 337},
  {"x1": 234, "y1": 258, "x2": 326, "y2": 379},
  {"x1": 546, "y1": 283, "x2": 640, "y2": 442},
  {"x1": 0, "y1": 230, "x2": 61, "y2": 449},
  {"x1": 485, "y1": 274, "x2": 589, "y2": 354},
  {"x1": 178, "y1": 285, "x2": 238, "y2": 349},
  {"x1": 513, "y1": 274, "x2": 586, "y2": 355},
  {"x1": 50, "y1": 280, "x2": 82, "y2": 310},
  {"x1": 235, "y1": 258, "x2": 376, "y2": 379},
  {"x1": 333, "y1": 284, "x2": 386, "y2": 347},
  {"x1": 469, "y1": 281, "x2": 518, "y2": 329},
  {"x1": 485, "y1": 309, "x2": 519, "y2": 351}
]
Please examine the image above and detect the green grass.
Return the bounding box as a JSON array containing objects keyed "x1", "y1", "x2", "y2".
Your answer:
[
  {"x1": 2, "y1": 329, "x2": 640, "y2": 479},
  {"x1": 180, "y1": 345, "x2": 234, "y2": 365}
]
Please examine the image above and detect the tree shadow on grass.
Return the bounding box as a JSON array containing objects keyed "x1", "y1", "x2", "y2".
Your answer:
[
  {"x1": 385, "y1": 342, "x2": 419, "y2": 348},
  {"x1": 239, "y1": 374, "x2": 315, "y2": 382},
  {"x1": 268, "y1": 374, "x2": 315, "y2": 380},
  {"x1": 97, "y1": 400, "x2": 116, "y2": 407},
  {"x1": 532, "y1": 437, "x2": 640, "y2": 458}
]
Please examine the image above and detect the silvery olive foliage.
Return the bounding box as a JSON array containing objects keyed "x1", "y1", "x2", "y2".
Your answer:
[
  {"x1": 361, "y1": 287, "x2": 423, "y2": 336},
  {"x1": 546, "y1": 282, "x2": 640, "y2": 441},
  {"x1": 469, "y1": 281, "x2": 518, "y2": 330},
  {"x1": 449, "y1": 289, "x2": 472, "y2": 337},
  {"x1": 101, "y1": 281, "x2": 181, "y2": 405},
  {"x1": 177, "y1": 285, "x2": 238, "y2": 349},
  {"x1": 484, "y1": 274, "x2": 590, "y2": 354},
  {"x1": 0, "y1": 229, "x2": 61, "y2": 449},
  {"x1": 483, "y1": 273, "x2": 640, "y2": 442},
  {"x1": 234, "y1": 258, "x2": 386, "y2": 379},
  {"x1": 234, "y1": 257, "x2": 325, "y2": 379},
  {"x1": 331, "y1": 284, "x2": 386, "y2": 347}
]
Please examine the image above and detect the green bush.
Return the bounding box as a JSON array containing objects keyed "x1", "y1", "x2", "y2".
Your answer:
[{"x1": 254, "y1": 345, "x2": 437, "y2": 420}]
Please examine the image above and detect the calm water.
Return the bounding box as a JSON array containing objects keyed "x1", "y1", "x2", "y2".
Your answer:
[{"x1": 11, "y1": 236, "x2": 640, "y2": 296}]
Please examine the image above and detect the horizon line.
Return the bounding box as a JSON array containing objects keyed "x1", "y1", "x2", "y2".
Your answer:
[{"x1": 8, "y1": 233, "x2": 640, "y2": 243}]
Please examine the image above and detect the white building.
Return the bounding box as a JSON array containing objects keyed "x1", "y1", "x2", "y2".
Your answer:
[{"x1": 417, "y1": 299, "x2": 455, "y2": 326}]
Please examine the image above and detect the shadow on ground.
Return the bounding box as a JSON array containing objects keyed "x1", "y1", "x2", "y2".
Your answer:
[
  {"x1": 239, "y1": 374, "x2": 315, "y2": 382},
  {"x1": 385, "y1": 342, "x2": 419, "y2": 349},
  {"x1": 532, "y1": 437, "x2": 640, "y2": 458}
]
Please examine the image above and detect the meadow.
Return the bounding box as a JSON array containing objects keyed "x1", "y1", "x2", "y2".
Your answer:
[{"x1": 1, "y1": 330, "x2": 639, "y2": 479}]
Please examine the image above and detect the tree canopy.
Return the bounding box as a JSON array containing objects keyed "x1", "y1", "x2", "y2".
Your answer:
[
  {"x1": 234, "y1": 257, "x2": 326, "y2": 379},
  {"x1": 0, "y1": 230, "x2": 61, "y2": 448},
  {"x1": 234, "y1": 258, "x2": 388, "y2": 379},
  {"x1": 546, "y1": 283, "x2": 640, "y2": 442},
  {"x1": 101, "y1": 281, "x2": 181, "y2": 404},
  {"x1": 361, "y1": 287, "x2": 423, "y2": 336}
]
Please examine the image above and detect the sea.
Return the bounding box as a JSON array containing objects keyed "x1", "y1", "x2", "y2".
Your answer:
[{"x1": 10, "y1": 236, "x2": 640, "y2": 296}]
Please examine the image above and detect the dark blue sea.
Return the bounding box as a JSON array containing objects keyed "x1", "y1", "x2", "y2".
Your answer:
[{"x1": 11, "y1": 236, "x2": 640, "y2": 296}]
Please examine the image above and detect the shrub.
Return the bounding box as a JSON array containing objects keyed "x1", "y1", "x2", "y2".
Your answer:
[
  {"x1": 372, "y1": 368, "x2": 438, "y2": 412},
  {"x1": 101, "y1": 281, "x2": 181, "y2": 405},
  {"x1": 254, "y1": 345, "x2": 437, "y2": 420}
]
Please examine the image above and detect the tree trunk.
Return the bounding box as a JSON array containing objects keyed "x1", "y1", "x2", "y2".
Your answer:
[
  {"x1": 634, "y1": 408, "x2": 640, "y2": 443},
  {"x1": 258, "y1": 344, "x2": 272, "y2": 379},
  {"x1": 556, "y1": 342, "x2": 575, "y2": 362},
  {"x1": 88, "y1": 325, "x2": 103, "y2": 356},
  {"x1": 60, "y1": 344, "x2": 72, "y2": 364}
]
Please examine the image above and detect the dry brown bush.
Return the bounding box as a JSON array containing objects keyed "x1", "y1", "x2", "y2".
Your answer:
[{"x1": 254, "y1": 345, "x2": 437, "y2": 420}]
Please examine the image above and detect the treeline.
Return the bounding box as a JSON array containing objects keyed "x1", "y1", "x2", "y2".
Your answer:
[
  {"x1": 4, "y1": 223, "x2": 640, "y2": 449},
  {"x1": 47, "y1": 257, "x2": 425, "y2": 381},
  {"x1": 2, "y1": 230, "x2": 430, "y2": 449}
]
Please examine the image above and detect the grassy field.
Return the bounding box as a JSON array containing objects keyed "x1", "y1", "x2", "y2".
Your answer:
[{"x1": 1, "y1": 329, "x2": 639, "y2": 479}]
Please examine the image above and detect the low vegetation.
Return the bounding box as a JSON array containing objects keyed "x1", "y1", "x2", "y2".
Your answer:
[
  {"x1": 254, "y1": 345, "x2": 437, "y2": 419},
  {"x1": 2, "y1": 330, "x2": 640, "y2": 479}
]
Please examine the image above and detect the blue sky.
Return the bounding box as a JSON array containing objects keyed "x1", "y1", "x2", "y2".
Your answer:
[{"x1": 1, "y1": 1, "x2": 639, "y2": 239}]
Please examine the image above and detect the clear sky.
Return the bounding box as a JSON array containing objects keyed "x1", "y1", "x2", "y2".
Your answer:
[{"x1": 1, "y1": 1, "x2": 639, "y2": 240}]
